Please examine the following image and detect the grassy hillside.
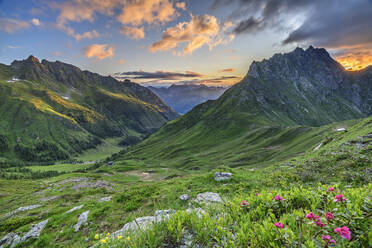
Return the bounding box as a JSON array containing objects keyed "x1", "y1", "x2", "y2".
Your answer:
[
  {"x1": 0, "y1": 57, "x2": 178, "y2": 162},
  {"x1": 0, "y1": 115, "x2": 370, "y2": 247}
]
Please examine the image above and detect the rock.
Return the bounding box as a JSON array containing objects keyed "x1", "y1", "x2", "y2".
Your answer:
[
  {"x1": 65, "y1": 205, "x2": 84, "y2": 214},
  {"x1": 4, "y1": 204, "x2": 41, "y2": 218},
  {"x1": 179, "y1": 230, "x2": 200, "y2": 248},
  {"x1": 21, "y1": 219, "x2": 48, "y2": 242},
  {"x1": 107, "y1": 161, "x2": 114, "y2": 166},
  {"x1": 155, "y1": 209, "x2": 175, "y2": 217},
  {"x1": 0, "y1": 233, "x2": 21, "y2": 248},
  {"x1": 39, "y1": 196, "x2": 60, "y2": 202},
  {"x1": 336, "y1": 128, "x2": 346, "y2": 132},
  {"x1": 186, "y1": 208, "x2": 206, "y2": 218},
  {"x1": 113, "y1": 209, "x2": 175, "y2": 237},
  {"x1": 313, "y1": 143, "x2": 322, "y2": 151},
  {"x1": 179, "y1": 194, "x2": 189, "y2": 201},
  {"x1": 71, "y1": 180, "x2": 113, "y2": 191},
  {"x1": 195, "y1": 192, "x2": 223, "y2": 205},
  {"x1": 214, "y1": 172, "x2": 232, "y2": 181},
  {"x1": 85, "y1": 238, "x2": 90, "y2": 242},
  {"x1": 98, "y1": 196, "x2": 112, "y2": 203},
  {"x1": 74, "y1": 211, "x2": 89, "y2": 232}
]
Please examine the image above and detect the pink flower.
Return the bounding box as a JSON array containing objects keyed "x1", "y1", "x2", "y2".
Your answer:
[
  {"x1": 306, "y1": 212, "x2": 316, "y2": 220},
  {"x1": 334, "y1": 194, "x2": 346, "y2": 202},
  {"x1": 255, "y1": 193, "x2": 260, "y2": 196},
  {"x1": 322, "y1": 235, "x2": 336, "y2": 245},
  {"x1": 315, "y1": 218, "x2": 326, "y2": 227},
  {"x1": 240, "y1": 200, "x2": 249, "y2": 206},
  {"x1": 274, "y1": 222, "x2": 285, "y2": 229},
  {"x1": 328, "y1": 186, "x2": 335, "y2": 192},
  {"x1": 334, "y1": 226, "x2": 351, "y2": 240},
  {"x1": 326, "y1": 212, "x2": 334, "y2": 221},
  {"x1": 273, "y1": 194, "x2": 284, "y2": 201},
  {"x1": 322, "y1": 235, "x2": 331, "y2": 240}
]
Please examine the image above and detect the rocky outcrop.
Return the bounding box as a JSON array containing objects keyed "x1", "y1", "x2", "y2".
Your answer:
[
  {"x1": 195, "y1": 192, "x2": 223, "y2": 205},
  {"x1": 214, "y1": 172, "x2": 232, "y2": 181},
  {"x1": 179, "y1": 194, "x2": 189, "y2": 201},
  {"x1": 4, "y1": 205, "x2": 41, "y2": 218},
  {"x1": 21, "y1": 219, "x2": 48, "y2": 242},
  {"x1": 98, "y1": 196, "x2": 112, "y2": 203},
  {"x1": 65, "y1": 205, "x2": 84, "y2": 214},
  {"x1": 74, "y1": 211, "x2": 89, "y2": 232}
]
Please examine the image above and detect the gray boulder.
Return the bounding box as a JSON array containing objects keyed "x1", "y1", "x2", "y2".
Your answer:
[
  {"x1": 214, "y1": 172, "x2": 232, "y2": 181},
  {"x1": 98, "y1": 196, "x2": 112, "y2": 203},
  {"x1": 0, "y1": 233, "x2": 21, "y2": 248},
  {"x1": 21, "y1": 219, "x2": 48, "y2": 242},
  {"x1": 195, "y1": 192, "x2": 223, "y2": 205},
  {"x1": 179, "y1": 194, "x2": 189, "y2": 201},
  {"x1": 74, "y1": 211, "x2": 89, "y2": 232},
  {"x1": 65, "y1": 205, "x2": 84, "y2": 214}
]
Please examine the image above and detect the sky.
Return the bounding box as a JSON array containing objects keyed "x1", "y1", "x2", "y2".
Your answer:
[{"x1": 0, "y1": 0, "x2": 371, "y2": 86}]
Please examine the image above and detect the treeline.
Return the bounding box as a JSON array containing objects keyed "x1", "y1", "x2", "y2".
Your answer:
[{"x1": 0, "y1": 167, "x2": 63, "y2": 179}]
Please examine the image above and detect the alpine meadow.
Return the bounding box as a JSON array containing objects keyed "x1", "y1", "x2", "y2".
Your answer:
[{"x1": 0, "y1": 1, "x2": 371, "y2": 248}]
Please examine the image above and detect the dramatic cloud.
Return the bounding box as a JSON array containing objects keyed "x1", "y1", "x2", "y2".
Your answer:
[
  {"x1": 117, "y1": 0, "x2": 180, "y2": 26},
  {"x1": 83, "y1": 44, "x2": 114, "y2": 60},
  {"x1": 115, "y1": 70, "x2": 203, "y2": 80},
  {"x1": 120, "y1": 26, "x2": 145, "y2": 40},
  {"x1": 333, "y1": 46, "x2": 372, "y2": 71},
  {"x1": 218, "y1": 68, "x2": 235, "y2": 73},
  {"x1": 150, "y1": 14, "x2": 233, "y2": 55},
  {"x1": 0, "y1": 18, "x2": 30, "y2": 33},
  {"x1": 31, "y1": 18, "x2": 42, "y2": 26}
]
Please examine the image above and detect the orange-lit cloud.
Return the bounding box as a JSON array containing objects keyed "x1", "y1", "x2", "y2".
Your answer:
[
  {"x1": 120, "y1": 26, "x2": 145, "y2": 40},
  {"x1": 83, "y1": 44, "x2": 114, "y2": 60},
  {"x1": 31, "y1": 18, "x2": 42, "y2": 26},
  {"x1": 176, "y1": 2, "x2": 186, "y2": 11},
  {"x1": 150, "y1": 14, "x2": 233, "y2": 55},
  {"x1": 117, "y1": 0, "x2": 181, "y2": 26},
  {"x1": 117, "y1": 59, "x2": 126, "y2": 65},
  {"x1": 59, "y1": 25, "x2": 99, "y2": 41},
  {"x1": 0, "y1": 18, "x2": 30, "y2": 33},
  {"x1": 336, "y1": 50, "x2": 372, "y2": 71},
  {"x1": 218, "y1": 68, "x2": 235, "y2": 73}
]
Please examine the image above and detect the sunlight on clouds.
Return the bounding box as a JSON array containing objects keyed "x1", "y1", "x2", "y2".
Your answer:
[
  {"x1": 336, "y1": 51, "x2": 372, "y2": 71},
  {"x1": 83, "y1": 44, "x2": 115, "y2": 60},
  {"x1": 120, "y1": 26, "x2": 145, "y2": 40},
  {"x1": 31, "y1": 18, "x2": 42, "y2": 26},
  {"x1": 150, "y1": 14, "x2": 234, "y2": 55},
  {"x1": 0, "y1": 18, "x2": 30, "y2": 33}
]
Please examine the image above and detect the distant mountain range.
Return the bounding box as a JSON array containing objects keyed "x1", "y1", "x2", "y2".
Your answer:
[
  {"x1": 0, "y1": 56, "x2": 178, "y2": 162},
  {"x1": 148, "y1": 84, "x2": 227, "y2": 114},
  {"x1": 124, "y1": 46, "x2": 372, "y2": 168}
]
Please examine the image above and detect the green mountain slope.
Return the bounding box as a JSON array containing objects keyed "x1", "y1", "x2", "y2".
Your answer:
[
  {"x1": 0, "y1": 56, "x2": 178, "y2": 162},
  {"x1": 121, "y1": 47, "x2": 372, "y2": 169}
]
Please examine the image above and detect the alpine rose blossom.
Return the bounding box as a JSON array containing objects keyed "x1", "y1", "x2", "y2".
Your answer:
[
  {"x1": 334, "y1": 194, "x2": 346, "y2": 202},
  {"x1": 274, "y1": 222, "x2": 285, "y2": 228},
  {"x1": 334, "y1": 226, "x2": 351, "y2": 240},
  {"x1": 315, "y1": 218, "x2": 326, "y2": 227},
  {"x1": 306, "y1": 212, "x2": 316, "y2": 220},
  {"x1": 273, "y1": 194, "x2": 284, "y2": 201},
  {"x1": 322, "y1": 235, "x2": 336, "y2": 245},
  {"x1": 328, "y1": 186, "x2": 335, "y2": 192},
  {"x1": 240, "y1": 200, "x2": 249, "y2": 206},
  {"x1": 326, "y1": 212, "x2": 334, "y2": 221}
]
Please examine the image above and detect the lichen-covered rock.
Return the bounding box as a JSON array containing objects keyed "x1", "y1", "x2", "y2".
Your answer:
[
  {"x1": 179, "y1": 194, "x2": 189, "y2": 201},
  {"x1": 214, "y1": 172, "x2": 232, "y2": 181},
  {"x1": 195, "y1": 192, "x2": 223, "y2": 205},
  {"x1": 4, "y1": 204, "x2": 41, "y2": 218},
  {"x1": 98, "y1": 196, "x2": 112, "y2": 203},
  {"x1": 0, "y1": 233, "x2": 21, "y2": 248},
  {"x1": 21, "y1": 219, "x2": 48, "y2": 242},
  {"x1": 74, "y1": 211, "x2": 89, "y2": 232},
  {"x1": 65, "y1": 205, "x2": 84, "y2": 214}
]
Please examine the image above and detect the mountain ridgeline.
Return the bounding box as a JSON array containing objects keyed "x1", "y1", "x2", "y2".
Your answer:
[
  {"x1": 123, "y1": 46, "x2": 372, "y2": 168},
  {"x1": 0, "y1": 56, "x2": 178, "y2": 162},
  {"x1": 148, "y1": 84, "x2": 227, "y2": 114}
]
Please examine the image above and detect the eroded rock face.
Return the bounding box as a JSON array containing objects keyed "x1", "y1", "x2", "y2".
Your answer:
[
  {"x1": 65, "y1": 205, "x2": 84, "y2": 214},
  {"x1": 74, "y1": 211, "x2": 89, "y2": 232},
  {"x1": 195, "y1": 192, "x2": 223, "y2": 205},
  {"x1": 21, "y1": 219, "x2": 48, "y2": 242},
  {"x1": 0, "y1": 233, "x2": 21, "y2": 248},
  {"x1": 4, "y1": 204, "x2": 41, "y2": 218},
  {"x1": 214, "y1": 172, "x2": 232, "y2": 181}
]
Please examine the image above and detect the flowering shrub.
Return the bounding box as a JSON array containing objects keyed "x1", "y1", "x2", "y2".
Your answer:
[{"x1": 94, "y1": 184, "x2": 371, "y2": 247}]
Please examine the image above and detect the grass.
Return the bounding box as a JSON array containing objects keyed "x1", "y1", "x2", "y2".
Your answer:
[
  {"x1": 76, "y1": 138, "x2": 123, "y2": 162},
  {"x1": 26, "y1": 163, "x2": 93, "y2": 173}
]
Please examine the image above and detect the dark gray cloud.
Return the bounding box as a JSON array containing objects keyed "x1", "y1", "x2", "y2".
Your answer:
[
  {"x1": 114, "y1": 70, "x2": 203, "y2": 80},
  {"x1": 213, "y1": 0, "x2": 372, "y2": 50}
]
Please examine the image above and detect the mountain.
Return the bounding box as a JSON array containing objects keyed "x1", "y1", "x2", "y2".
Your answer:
[
  {"x1": 148, "y1": 84, "x2": 227, "y2": 114},
  {"x1": 0, "y1": 56, "x2": 178, "y2": 162},
  {"x1": 122, "y1": 46, "x2": 372, "y2": 168}
]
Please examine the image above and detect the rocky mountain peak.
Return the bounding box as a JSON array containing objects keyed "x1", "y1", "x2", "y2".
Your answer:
[{"x1": 26, "y1": 55, "x2": 40, "y2": 63}]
